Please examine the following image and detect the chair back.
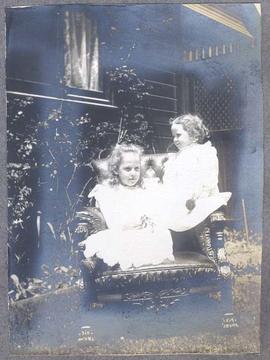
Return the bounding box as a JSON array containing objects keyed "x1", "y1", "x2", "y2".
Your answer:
[{"x1": 92, "y1": 153, "x2": 174, "y2": 183}]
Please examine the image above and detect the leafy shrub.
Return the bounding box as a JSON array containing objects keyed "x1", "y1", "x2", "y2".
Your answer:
[{"x1": 8, "y1": 66, "x2": 153, "y2": 279}]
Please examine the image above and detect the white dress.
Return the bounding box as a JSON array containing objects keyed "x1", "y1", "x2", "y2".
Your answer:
[
  {"x1": 82, "y1": 184, "x2": 174, "y2": 270},
  {"x1": 157, "y1": 141, "x2": 231, "y2": 232}
]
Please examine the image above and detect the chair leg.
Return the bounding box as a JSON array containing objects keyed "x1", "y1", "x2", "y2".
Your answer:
[
  {"x1": 80, "y1": 258, "x2": 98, "y2": 308},
  {"x1": 221, "y1": 278, "x2": 239, "y2": 332}
]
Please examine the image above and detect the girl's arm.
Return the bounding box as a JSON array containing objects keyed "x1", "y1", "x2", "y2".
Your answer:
[{"x1": 197, "y1": 145, "x2": 219, "y2": 196}]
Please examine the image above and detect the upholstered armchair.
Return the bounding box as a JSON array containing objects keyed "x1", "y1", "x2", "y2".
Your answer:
[{"x1": 75, "y1": 153, "x2": 238, "y2": 331}]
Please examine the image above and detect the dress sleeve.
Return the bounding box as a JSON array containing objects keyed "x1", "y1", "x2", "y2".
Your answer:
[
  {"x1": 87, "y1": 184, "x2": 116, "y2": 228},
  {"x1": 88, "y1": 184, "x2": 108, "y2": 209},
  {"x1": 196, "y1": 142, "x2": 219, "y2": 197},
  {"x1": 88, "y1": 184, "x2": 98, "y2": 199},
  {"x1": 174, "y1": 142, "x2": 219, "y2": 199}
]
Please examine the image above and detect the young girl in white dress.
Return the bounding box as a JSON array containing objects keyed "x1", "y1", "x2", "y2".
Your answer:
[
  {"x1": 82, "y1": 143, "x2": 174, "y2": 270},
  {"x1": 159, "y1": 114, "x2": 231, "y2": 232}
]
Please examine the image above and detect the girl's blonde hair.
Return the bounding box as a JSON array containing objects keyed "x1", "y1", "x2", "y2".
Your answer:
[
  {"x1": 170, "y1": 114, "x2": 210, "y2": 144},
  {"x1": 108, "y1": 143, "x2": 143, "y2": 186}
]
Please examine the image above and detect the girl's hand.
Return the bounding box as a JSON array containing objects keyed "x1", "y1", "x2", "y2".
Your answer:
[
  {"x1": 185, "y1": 198, "x2": 196, "y2": 211},
  {"x1": 121, "y1": 216, "x2": 155, "y2": 230},
  {"x1": 122, "y1": 222, "x2": 144, "y2": 230},
  {"x1": 140, "y1": 215, "x2": 155, "y2": 230}
]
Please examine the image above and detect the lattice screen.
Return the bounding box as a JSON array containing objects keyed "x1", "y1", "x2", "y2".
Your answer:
[{"x1": 193, "y1": 78, "x2": 242, "y2": 131}]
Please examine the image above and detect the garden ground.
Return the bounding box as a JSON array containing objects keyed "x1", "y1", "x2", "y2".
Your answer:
[{"x1": 9, "y1": 230, "x2": 261, "y2": 355}]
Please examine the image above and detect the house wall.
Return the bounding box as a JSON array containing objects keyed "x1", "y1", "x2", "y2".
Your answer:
[
  {"x1": 6, "y1": 5, "x2": 262, "y2": 278},
  {"x1": 6, "y1": 5, "x2": 182, "y2": 153}
]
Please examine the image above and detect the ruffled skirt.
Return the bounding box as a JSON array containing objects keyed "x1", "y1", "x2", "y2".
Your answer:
[
  {"x1": 158, "y1": 192, "x2": 232, "y2": 232},
  {"x1": 82, "y1": 227, "x2": 174, "y2": 270}
]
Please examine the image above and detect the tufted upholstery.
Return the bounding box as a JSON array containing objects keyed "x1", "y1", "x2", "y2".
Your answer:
[{"x1": 91, "y1": 153, "x2": 174, "y2": 183}]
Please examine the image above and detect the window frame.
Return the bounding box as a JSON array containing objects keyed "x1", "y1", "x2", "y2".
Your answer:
[
  {"x1": 6, "y1": 6, "x2": 114, "y2": 108},
  {"x1": 60, "y1": 7, "x2": 111, "y2": 105}
]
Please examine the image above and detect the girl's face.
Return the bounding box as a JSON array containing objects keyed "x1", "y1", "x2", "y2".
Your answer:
[
  {"x1": 118, "y1": 152, "x2": 141, "y2": 187},
  {"x1": 171, "y1": 124, "x2": 195, "y2": 150}
]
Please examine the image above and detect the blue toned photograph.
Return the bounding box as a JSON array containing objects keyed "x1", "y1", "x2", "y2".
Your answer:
[{"x1": 6, "y1": 3, "x2": 262, "y2": 355}]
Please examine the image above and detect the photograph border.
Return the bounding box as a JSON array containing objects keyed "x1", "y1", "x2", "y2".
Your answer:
[{"x1": 1, "y1": 0, "x2": 270, "y2": 359}]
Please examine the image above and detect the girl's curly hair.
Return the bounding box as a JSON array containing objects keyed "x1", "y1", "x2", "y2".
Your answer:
[
  {"x1": 170, "y1": 114, "x2": 210, "y2": 144},
  {"x1": 108, "y1": 143, "x2": 143, "y2": 186}
]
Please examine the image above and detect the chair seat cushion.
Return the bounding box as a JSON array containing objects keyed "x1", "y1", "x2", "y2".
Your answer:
[
  {"x1": 94, "y1": 251, "x2": 217, "y2": 293},
  {"x1": 173, "y1": 251, "x2": 215, "y2": 267}
]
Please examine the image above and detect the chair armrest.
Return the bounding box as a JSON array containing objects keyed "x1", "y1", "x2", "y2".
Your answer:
[
  {"x1": 72, "y1": 207, "x2": 108, "y2": 267},
  {"x1": 75, "y1": 206, "x2": 107, "y2": 238},
  {"x1": 195, "y1": 221, "x2": 217, "y2": 264}
]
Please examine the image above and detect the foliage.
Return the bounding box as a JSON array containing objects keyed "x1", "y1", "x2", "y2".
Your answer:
[
  {"x1": 7, "y1": 98, "x2": 35, "y2": 234},
  {"x1": 7, "y1": 99, "x2": 116, "y2": 271},
  {"x1": 108, "y1": 65, "x2": 154, "y2": 148},
  {"x1": 224, "y1": 229, "x2": 261, "y2": 275},
  {"x1": 7, "y1": 65, "x2": 154, "y2": 277},
  {"x1": 9, "y1": 265, "x2": 80, "y2": 303}
]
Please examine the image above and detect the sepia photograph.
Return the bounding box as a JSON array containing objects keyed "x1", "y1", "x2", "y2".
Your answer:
[{"x1": 6, "y1": 2, "x2": 263, "y2": 355}]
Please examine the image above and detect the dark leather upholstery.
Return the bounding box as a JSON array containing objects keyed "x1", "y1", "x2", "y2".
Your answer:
[
  {"x1": 93, "y1": 251, "x2": 217, "y2": 292},
  {"x1": 174, "y1": 251, "x2": 215, "y2": 267}
]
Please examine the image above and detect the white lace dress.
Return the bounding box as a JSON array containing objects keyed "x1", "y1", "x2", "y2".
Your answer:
[
  {"x1": 82, "y1": 184, "x2": 174, "y2": 270},
  {"x1": 157, "y1": 141, "x2": 231, "y2": 232}
]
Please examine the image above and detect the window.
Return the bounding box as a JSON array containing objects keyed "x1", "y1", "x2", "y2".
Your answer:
[{"x1": 64, "y1": 11, "x2": 102, "y2": 92}]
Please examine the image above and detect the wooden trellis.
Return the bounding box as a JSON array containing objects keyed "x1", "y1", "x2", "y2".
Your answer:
[{"x1": 192, "y1": 77, "x2": 242, "y2": 131}]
